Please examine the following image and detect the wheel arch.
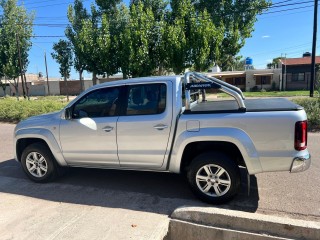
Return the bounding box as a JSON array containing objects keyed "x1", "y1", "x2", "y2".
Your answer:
[
  {"x1": 180, "y1": 141, "x2": 245, "y2": 175},
  {"x1": 17, "y1": 138, "x2": 48, "y2": 162},
  {"x1": 15, "y1": 128, "x2": 67, "y2": 166},
  {"x1": 168, "y1": 128, "x2": 263, "y2": 175}
]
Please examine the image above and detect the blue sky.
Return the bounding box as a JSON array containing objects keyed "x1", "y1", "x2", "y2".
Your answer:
[{"x1": 14, "y1": 0, "x2": 320, "y2": 78}]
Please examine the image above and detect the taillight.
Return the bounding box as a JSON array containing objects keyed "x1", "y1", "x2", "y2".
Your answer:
[{"x1": 295, "y1": 121, "x2": 308, "y2": 151}]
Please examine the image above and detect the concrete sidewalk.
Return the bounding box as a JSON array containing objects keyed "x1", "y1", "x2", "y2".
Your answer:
[
  {"x1": 2, "y1": 174, "x2": 320, "y2": 240},
  {"x1": 0, "y1": 176, "x2": 170, "y2": 240}
]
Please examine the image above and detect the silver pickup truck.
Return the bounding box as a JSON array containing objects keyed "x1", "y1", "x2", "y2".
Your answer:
[{"x1": 14, "y1": 72, "x2": 311, "y2": 204}]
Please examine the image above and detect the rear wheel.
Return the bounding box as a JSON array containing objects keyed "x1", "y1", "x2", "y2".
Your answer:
[
  {"x1": 187, "y1": 152, "x2": 241, "y2": 204},
  {"x1": 21, "y1": 143, "x2": 58, "y2": 183}
]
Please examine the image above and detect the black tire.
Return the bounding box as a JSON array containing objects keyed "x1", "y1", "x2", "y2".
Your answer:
[
  {"x1": 187, "y1": 152, "x2": 241, "y2": 204},
  {"x1": 21, "y1": 143, "x2": 59, "y2": 183}
]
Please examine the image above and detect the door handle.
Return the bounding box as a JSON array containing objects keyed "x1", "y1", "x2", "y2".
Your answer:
[
  {"x1": 153, "y1": 124, "x2": 168, "y2": 130},
  {"x1": 102, "y1": 126, "x2": 114, "y2": 132}
]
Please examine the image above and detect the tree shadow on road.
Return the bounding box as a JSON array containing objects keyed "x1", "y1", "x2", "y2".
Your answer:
[{"x1": 0, "y1": 159, "x2": 259, "y2": 215}]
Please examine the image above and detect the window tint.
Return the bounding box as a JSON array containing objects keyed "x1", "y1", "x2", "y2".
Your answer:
[
  {"x1": 126, "y1": 84, "x2": 166, "y2": 116},
  {"x1": 72, "y1": 87, "x2": 120, "y2": 118}
]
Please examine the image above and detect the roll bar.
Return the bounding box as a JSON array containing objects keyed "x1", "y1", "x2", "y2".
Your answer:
[{"x1": 184, "y1": 72, "x2": 246, "y2": 111}]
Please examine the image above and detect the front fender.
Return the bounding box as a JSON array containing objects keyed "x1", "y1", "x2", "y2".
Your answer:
[
  {"x1": 169, "y1": 127, "x2": 262, "y2": 175},
  {"x1": 15, "y1": 128, "x2": 67, "y2": 166}
]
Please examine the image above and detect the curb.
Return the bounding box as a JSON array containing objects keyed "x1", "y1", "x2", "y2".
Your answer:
[{"x1": 166, "y1": 207, "x2": 320, "y2": 240}]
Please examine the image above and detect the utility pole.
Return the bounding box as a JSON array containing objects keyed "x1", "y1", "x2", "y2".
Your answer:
[
  {"x1": 310, "y1": 0, "x2": 318, "y2": 97},
  {"x1": 15, "y1": 33, "x2": 26, "y2": 99},
  {"x1": 44, "y1": 51, "x2": 51, "y2": 95},
  {"x1": 280, "y1": 53, "x2": 283, "y2": 91},
  {"x1": 284, "y1": 54, "x2": 287, "y2": 91}
]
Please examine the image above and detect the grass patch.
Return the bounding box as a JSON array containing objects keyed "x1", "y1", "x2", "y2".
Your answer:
[
  {"x1": 293, "y1": 98, "x2": 320, "y2": 131},
  {"x1": 0, "y1": 97, "x2": 68, "y2": 122}
]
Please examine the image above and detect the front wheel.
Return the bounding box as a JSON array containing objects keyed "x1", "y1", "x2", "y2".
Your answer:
[
  {"x1": 21, "y1": 143, "x2": 58, "y2": 183},
  {"x1": 187, "y1": 152, "x2": 241, "y2": 204}
]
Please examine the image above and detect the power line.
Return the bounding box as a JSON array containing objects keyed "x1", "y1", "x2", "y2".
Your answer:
[
  {"x1": 18, "y1": 0, "x2": 68, "y2": 7},
  {"x1": 271, "y1": 0, "x2": 297, "y2": 5},
  {"x1": 21, "y1": 0, "x2": 90, "y2": 9},
  {"x1": 262, "y1": 4, "x2": 314, "y2": 15},
  {"x1": 249, "y1": 43, "x2": 313, "y2": 57},
  {"x1": 32, "y1": 35, "x2": 66, "y2": 38},
  {"x1": 2, "y1": 0, "x2": 316, "y2": 22},
  {"x1": 269, "y1": 0, "x2": 313, "y2": 9},
  {"x1": 259, "y1": 9, "x2": 313, "y2": 19}
]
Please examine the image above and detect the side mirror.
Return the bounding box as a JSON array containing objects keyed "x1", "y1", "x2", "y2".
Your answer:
[{"x1": 65, "y1": 107, "x2": 72, "y2": 120}]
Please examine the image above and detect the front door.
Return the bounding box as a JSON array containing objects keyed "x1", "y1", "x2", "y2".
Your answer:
[
  {"x1": 117, "y1": 82, "x2": 173, "y2": 168},
  {"x1": 59, "y1": 86, "x2": 122, "y2": 167}
]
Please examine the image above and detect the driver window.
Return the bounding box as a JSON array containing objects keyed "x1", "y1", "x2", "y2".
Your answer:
[{"x1": 72, "y1": 87, "x2": 120, "y2": 118}]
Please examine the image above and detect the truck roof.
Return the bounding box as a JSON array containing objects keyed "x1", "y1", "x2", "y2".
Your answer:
[{"x1": 91, "y1": 75, "x2": 182, "y2": 90}]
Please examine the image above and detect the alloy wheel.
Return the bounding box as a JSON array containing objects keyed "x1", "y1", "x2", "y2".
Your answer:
[
  {"x1": 25, "y1": 152, "x2": 48, "y2": 178},
  {"x1": 195, "y1": 164, "x2": 231, "y2": 197}
]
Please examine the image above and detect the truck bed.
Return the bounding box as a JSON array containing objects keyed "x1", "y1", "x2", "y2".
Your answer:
[{"x1": 189, "y1": 98, "x2": 303, "y2": 113}]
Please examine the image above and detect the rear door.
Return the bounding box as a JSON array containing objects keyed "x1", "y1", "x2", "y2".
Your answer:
[{"x1": 117, "y1": 82, "x2": 173, "y2": 168}]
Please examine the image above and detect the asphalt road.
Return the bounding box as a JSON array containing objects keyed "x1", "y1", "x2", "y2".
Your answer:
[{"x1": 0, "y1": 123, "x2": 319, "y2": 239}]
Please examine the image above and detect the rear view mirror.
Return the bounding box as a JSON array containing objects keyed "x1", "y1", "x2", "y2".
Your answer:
[{"x1": 65, "y1": 107, "x2": 72, "y2": 120}]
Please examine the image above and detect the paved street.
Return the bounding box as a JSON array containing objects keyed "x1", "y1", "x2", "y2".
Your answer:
[{"x1": 0, "y1": 123, "x2": 319, "y2": 239}]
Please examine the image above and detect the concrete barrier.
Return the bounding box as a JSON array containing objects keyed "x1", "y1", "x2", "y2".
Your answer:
[{"x1": 165, "y1": 207, "x2": 320, "y2": 240}]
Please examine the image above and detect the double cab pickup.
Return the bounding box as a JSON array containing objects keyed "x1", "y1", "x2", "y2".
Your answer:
[{"x1": 14, "y1": 72, "x2": 311, "y2": 203}]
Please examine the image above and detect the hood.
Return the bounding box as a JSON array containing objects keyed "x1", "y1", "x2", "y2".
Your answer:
[{"x1": 15, "y1": 111, "x2": 62, "y2": 131}]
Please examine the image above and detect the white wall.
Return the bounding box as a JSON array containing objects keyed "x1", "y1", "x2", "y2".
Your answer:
[
  {"x1": 46, "y1": 81, "x2": 61, "y2": 95},
  {"x1": 29, "y1": 85, "x2": 46, "y2": 96},
  {"x1": 0, "y1": 86, "x2": 11, "y2": 97}
]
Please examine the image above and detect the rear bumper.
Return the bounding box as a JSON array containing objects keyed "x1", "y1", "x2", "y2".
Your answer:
[{"x1": 290, "y1": 153, "x2": 311, "y2": 173}]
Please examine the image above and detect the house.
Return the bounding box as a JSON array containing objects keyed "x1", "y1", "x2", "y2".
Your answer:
[
  {"x1": 206, "y1": 68, "x2": 282, "y2": 92},
  {"x1": 280, "y1": 52, "x2": 320, "y2": 90}
]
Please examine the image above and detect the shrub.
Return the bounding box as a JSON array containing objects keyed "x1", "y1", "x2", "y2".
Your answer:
[
  {"x1": 293, "y1": 98, "x2": 320, "y2": 131},
  {"x1": 250, "y1": 86, "x2": 259, "y2": 92},
  {"x1": 0, "y1": 97, "x2": 67, "y2": 122}
]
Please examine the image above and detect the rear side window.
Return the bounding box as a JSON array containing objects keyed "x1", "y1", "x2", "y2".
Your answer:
[{"x1": 126, "y1": 83, "x2": 166, "y2": 116}]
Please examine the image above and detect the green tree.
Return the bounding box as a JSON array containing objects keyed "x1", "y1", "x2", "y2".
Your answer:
[
  {"x1": 189, "y1": 9, "x2": 223, "y2": 72},
  {"x1": 95, "y1": 0, "x2": 121, "y2": 15},
  {"x1": 232, "y1": 57, "x2": 245, "y2": 71},
  {"x1": 66, "y1": 0, "x2": 89, "y2": 92},
  {"x1": 0, "y1": 0, "x2": 34, "y2": 99},
  {"x1": 131, "y1": 0, "x2": 168, "y2": 75},
  {"x1": 110, "y1": 4, "x2": 130, "y2": 78},
  {"x1": 192, "y1": 0, "x2": 271, "y2": 70},
  {"x1": 51, "y1": 40, "x2": 73, "y2": 101},
  {"x1": 98, "y1": 13, "x2": 118, "y2": 78},
  {"x1": 78, "y1": 5, "x2": 118, "y2": 84},
  {"x1": 130, "y1": 0, "x2": 168, "y2": 21},
  {"x1": 94, "y1": 0, "x2": 130, "y2": 77},
  {"x1": 164, "y1": 0, "x2": 193, "y2": 74},
  {"x1": 267, "y1": 57, "x2": 281, "y2": 69},
  {"x1": 120, "y1": 2, "x2": 157, "y2": 77},
  {"x1": 77, "y1": 5, "x2": 103, "y2": 85}
]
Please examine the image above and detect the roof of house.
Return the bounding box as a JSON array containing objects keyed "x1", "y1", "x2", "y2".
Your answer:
[{"x1": 281, "y1": 56, "x2": 320, "y2": 66}]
